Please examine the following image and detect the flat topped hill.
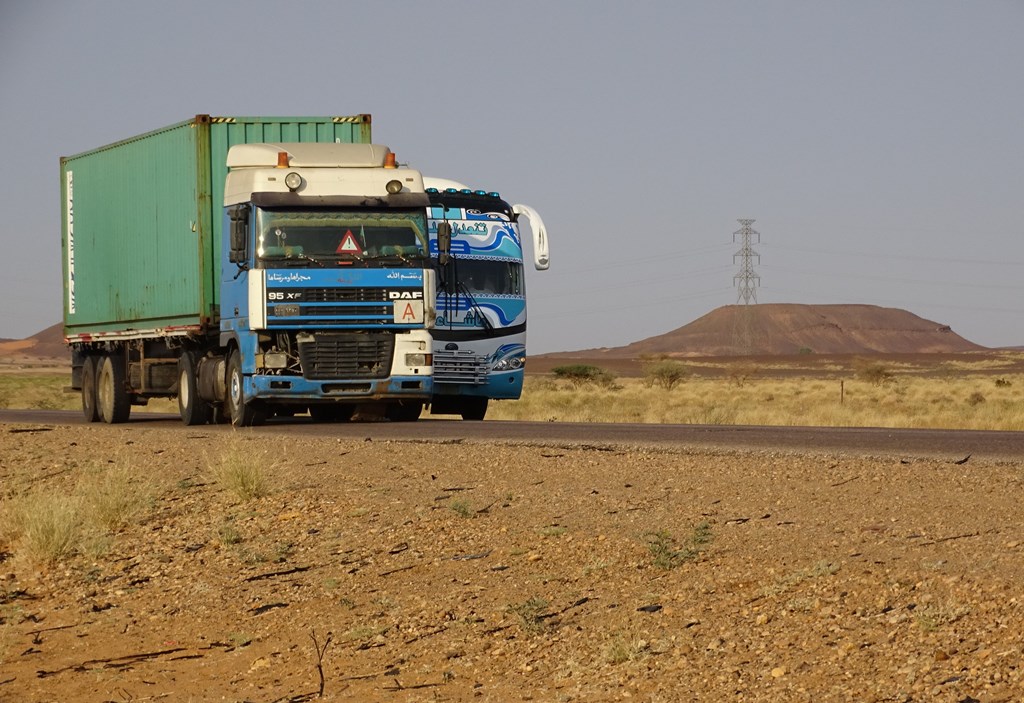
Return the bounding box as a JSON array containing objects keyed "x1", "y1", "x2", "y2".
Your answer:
[{"x1": 563, "y1": 304, "x2": 986, "y2": 357}]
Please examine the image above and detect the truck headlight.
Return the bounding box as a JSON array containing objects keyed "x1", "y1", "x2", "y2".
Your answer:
[
  {"x1": 405, "y1": 353, "x2": 432, "y2": 367},
  {"x1": 491, "y1": 345, "x2": 526, "y2": 371},
  {"x1": 493, "y1": 357, "x2": 524, "y2": 371}
]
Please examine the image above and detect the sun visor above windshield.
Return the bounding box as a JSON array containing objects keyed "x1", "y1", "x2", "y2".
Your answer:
[{"x1": 227, "y1": 143, "x2": 392, "y2": 169}]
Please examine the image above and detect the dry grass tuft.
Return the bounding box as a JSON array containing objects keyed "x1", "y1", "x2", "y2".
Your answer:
[
  {"x1": 209, "y1": 434, "x2": 274, "y2": 501},
  {"x1": 2, "y1": 492, "x2": 82, "y2": 565}
]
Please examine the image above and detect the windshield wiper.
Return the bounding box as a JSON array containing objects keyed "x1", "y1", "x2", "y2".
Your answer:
[{"x1": 457, "y1": 282, "x2": 493, "y2": 331}]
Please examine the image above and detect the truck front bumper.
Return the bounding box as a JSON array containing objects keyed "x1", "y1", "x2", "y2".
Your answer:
[{"x1": 246, "y1": 374, "x2": 431, "y2": 402}]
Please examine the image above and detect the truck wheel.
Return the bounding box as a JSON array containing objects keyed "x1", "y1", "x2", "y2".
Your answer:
[
  {"x1": 461, "y1": 397, "x2": 488, "y2": 421},
  {"x1": 309, "y1": 404, "x2": 354, "y2": 423},
  {"x1": 97, "y1": 353, "x2": 131, "y2": 424},
  {"x1": 178, "y1": 352, "x2": 211, "y2": 426},
  {"x1": 386, "y1": 400, "x2": 422, "y2": 422},
  {"x1": 81, "y1": 356, "x2": 100, "y2": 423},
  {"x1": 226, "y1": 350, "x2": 266, "y2": 427}
]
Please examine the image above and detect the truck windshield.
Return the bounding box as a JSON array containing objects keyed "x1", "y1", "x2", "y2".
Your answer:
[
  {"x1": 256, "y1": 209, "x2": 428, "y2": 266},
  {"x1": 442, "y1": 259, "x2": 524, "y2": 296}
]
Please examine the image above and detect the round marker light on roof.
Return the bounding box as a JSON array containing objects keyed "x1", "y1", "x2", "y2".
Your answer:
[
  {"x1": 460, "y1": 189, "x2": 471, "y2": 194},
  {"x1": 445, "y1": 188, "x2": 458, "y2": 193},
  {"x1": 488, "y1": 192, "x2": 500, "y2": 198},
  {"x1": 386, "y1": 179, "x2": 403, "y2": 194},
  {"x1": 284, "y1": 172, "x2": 302, "y2": 191},
  {"x1": 474, "y1": 190, "x2": 486, "y2": 195}
]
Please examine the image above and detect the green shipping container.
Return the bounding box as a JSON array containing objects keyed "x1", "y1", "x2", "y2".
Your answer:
[{"x1": 61, "y1": 114, "x2": 372, "y2": 338}]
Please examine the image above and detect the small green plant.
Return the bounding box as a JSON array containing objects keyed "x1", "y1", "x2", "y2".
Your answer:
[
  {"x1": 645, "y1": 522, "x2": 713, "y2": 569},
  {"x1": 228, "y1": 632, "x2": 253, "y2": 647},
  {"x1": 914, "y1": 602, "x2": 970, "y2": 632},
  {"x1": 507, "y1": 597, "x2": 550, "y2": 635},
  {"x1": 537, "y1": 525, "x2": 567, "y2": 538},
  {"x1": 218, "y1": 523, "x2": 242, "y2": 545},
  {"x1": 449, "y1": 499, "x2": 474, "y2": 518}
]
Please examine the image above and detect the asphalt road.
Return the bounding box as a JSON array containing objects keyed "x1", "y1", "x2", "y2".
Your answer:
[{"x1": 2, "y1": 409, "x2": 1022, "y2": 462}]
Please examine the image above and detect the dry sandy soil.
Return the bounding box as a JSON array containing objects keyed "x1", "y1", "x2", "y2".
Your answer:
[{"x1": 1, "y1": 422, "x2": 1023, "y2": 702}]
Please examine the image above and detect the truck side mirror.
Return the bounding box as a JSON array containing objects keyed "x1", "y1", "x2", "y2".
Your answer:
[
  {"x1": 436, "y1": 221, "x2": 452, "y2": 266},
  {"x1": 228, "y1": 205, "x2": 250, "y2": 264}
]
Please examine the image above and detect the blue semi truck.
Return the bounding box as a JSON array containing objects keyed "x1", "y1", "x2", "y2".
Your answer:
[
  {"x1": 62, "y1": 116, "x2": 436, "y2": 426},
  {"x1": 423, "y1": 179, "x2": 549, "y2": 420}
]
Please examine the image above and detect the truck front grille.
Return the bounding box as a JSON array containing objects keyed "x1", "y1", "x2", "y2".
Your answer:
[
  {"x1": 266, "y1": 287, "x2": 418, "y2": 327},
  {"x1": 297, "y1": 333, "x2": 394, "y2": 380},
  {"x1": 433, "y1": 349, "x2": 488, "y2": 384}
]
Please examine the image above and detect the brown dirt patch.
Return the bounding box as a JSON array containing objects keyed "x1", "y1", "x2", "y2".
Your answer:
[{"x1": 2, "y1": 423, "x2": 1022, "y2": 701}]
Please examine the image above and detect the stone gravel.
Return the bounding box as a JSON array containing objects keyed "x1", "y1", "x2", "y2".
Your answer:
[{"x1": 1, "y1": 422, "x2": 1022, "y2": 702}]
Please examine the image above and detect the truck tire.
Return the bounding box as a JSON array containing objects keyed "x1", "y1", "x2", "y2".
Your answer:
[
  {"x1": 461, "y1": 397, "x2": 488, "y2": 421},
  {"x1": 97, "y1": 353, "x2": 131, "y2": 424},
  {"x1": 178, "y1": 352, "x2": 211, "y2": 426},
  {"x1": 226, "y1": 350, "x2": 266, "y2": 427},
  {"x1": 81, "y1": 355, "x2": 100, "y2": 423},
  {"x1": 386, "y1": 400, "x2": 423, "y2": 422}
]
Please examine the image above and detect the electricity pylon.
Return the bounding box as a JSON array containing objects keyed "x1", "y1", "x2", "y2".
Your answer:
[{"x1": 732, "y1": 219, "x2": 760, "y2": 354}]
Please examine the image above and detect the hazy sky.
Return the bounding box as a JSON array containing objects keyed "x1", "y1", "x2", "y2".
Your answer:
[{"x1": 1, "y1": 1, "x2": 1021, "y2": 353}]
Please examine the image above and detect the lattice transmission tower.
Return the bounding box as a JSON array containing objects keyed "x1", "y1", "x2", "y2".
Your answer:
[
  {"x1": 732, "y1": 219, "x2": 760, "y2": 354},
  {"x1": 733, "y1": 219, "x2": 760, "y2": 304}
]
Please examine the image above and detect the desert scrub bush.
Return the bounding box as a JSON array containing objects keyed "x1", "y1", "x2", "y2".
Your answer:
[
  {"x1": 209, "y1": 435, "x2": 273, "y2": 501},
  {"x1": 551, "y1": 364, "x2": 617, "y2": 389},
  {"x1": 644, "y1": 522, "x2": 712, "y2": 569},
  {"x1": 853, "y1": 358, "x2": 895, "y2": 386},
  {"x1": 966, "y1": 391, "x2": 986, "y2": 406},
  {"x1": 727, "y1": 362, "x2": 759, "y2": 387},
  {"x1": 642, "y1": 359, "x2": 690, "y2": 390}
]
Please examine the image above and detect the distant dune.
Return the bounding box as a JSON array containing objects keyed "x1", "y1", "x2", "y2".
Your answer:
[
  {"x1": 0, "y1": 322, "x2": 67, "y2": 359},
  {"x1": 543, "y1": 304, "x2": 986, "y2": 358}
]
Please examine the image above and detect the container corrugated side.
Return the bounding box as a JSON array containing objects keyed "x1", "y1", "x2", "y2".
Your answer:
[
  {"x1": 62, "y1": 119, "x2": 206, "y2": 336},
  {"x1": 61, "y1": 114, "x2": 372, "y2": 338}
]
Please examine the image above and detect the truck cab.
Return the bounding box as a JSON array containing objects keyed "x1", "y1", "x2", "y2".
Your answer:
[
  {"x1": 216, "y1": 143, "x2": 435, "y2": 425},
  {"x1": 425, "y1": 178, "x2": 548, "y2": 420}
]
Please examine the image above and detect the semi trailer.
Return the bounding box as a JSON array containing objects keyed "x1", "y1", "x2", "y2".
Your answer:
[{"x1": 62, "y1": 115, "x2": 436, "y2": 426}]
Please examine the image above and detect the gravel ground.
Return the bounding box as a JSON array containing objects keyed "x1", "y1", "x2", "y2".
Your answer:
[{"x1": 1, "y1": 422, "x2": 1022, "y2": 702}]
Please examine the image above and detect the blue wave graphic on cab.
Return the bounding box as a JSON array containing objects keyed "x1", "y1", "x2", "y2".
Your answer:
[
  {"x1": 434, "y1": 296, "x2": 525, "y2": 327},
  {"x1": 428, "y1": 211, "x2": 521, "y2": 259}
]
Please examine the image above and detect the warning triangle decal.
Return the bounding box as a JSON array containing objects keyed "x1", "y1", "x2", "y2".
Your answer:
[{"x1": 337, "y1": 229, "x2": 363, "y2": 254}]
